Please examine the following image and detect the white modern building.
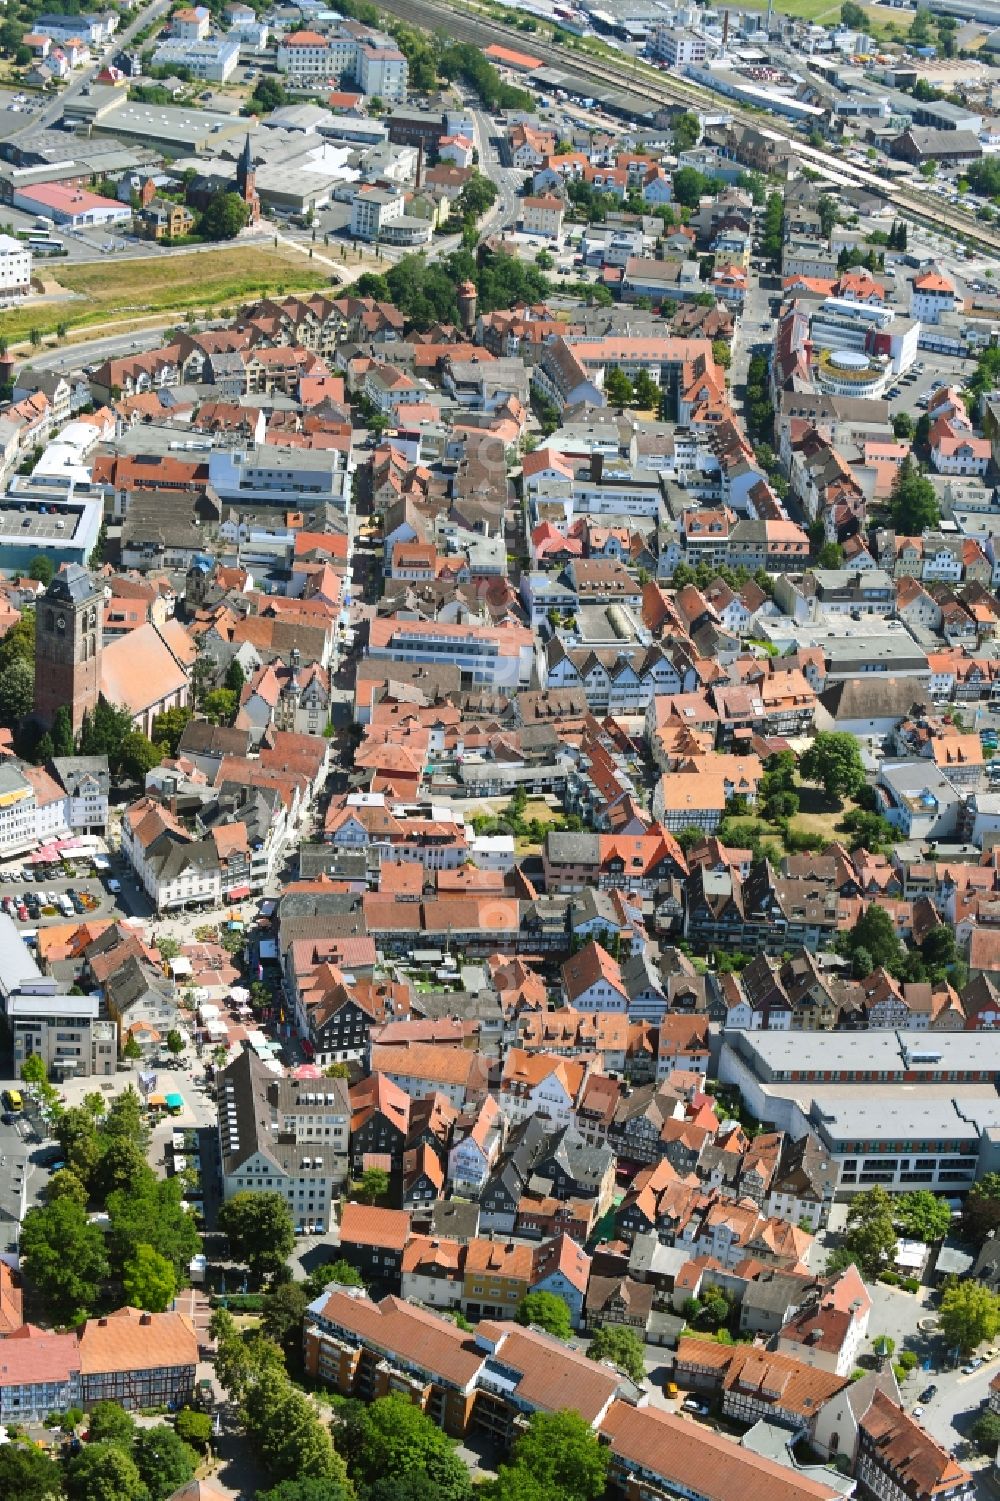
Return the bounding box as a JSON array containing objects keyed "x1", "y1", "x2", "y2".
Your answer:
[
  {"x1": 357, "y1": 43, "x2": 407, "y2": 101},
  {"x1": 152, "y1": 36, "x2": 240, "y2": 81},
  {"x1": 0, "y1": 235, "x2": 32, "y2": 302},
  {"x1": 910, "y1": 268, "x2": 959, "y2": 325}
]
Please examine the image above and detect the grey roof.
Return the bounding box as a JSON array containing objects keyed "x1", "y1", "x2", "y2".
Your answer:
[
  {"x1": 218, "y1": 1048, "x2": 345, "y2": 1178},
  {"x1": 0, "y1": 913, "x2": 44, "y2": 1002},
  {"x1": 46, "y1": 564, "x2": 98, "y2": 605},
  {"x1": 50, "y1": 756, "x2": 110, "y2": 796},
  {"x1": 105, "y1": 953, "x2": 174, "y2": 1016},
  {"x1": 546, "y1": 830, "x2": 600, "y2": 866},
  {"x1": 819, "y1": 678, "x2": 933, "y2": 721},
  {"x1": 177, "y1": 720, "x2": 252, "y2": 759}
]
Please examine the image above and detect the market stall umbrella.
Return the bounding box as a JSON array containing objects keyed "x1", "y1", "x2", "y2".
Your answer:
[{"x1": 165, "y1": 1092, "x2": 184, "y2": 1113}]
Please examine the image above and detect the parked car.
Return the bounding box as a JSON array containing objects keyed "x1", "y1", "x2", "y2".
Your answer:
[
  {"x1": 919, "y1": 1384, "x2": 938, "y2": 1402},
  {"x1": 683, "y1": 1398, "x2": 710, "y2": 1416},
  {"x1": 961, "y1": 1358, "x2": 983, "y2": 1374}
]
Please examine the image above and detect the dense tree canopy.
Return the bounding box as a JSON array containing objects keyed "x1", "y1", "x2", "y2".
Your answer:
[
  {"x1": 516, "y1": 1291, "x2": 573, "y2": 1339},
  {"x1": 889, "y1": 457, "x2": 940, "y2": 534},
  {"x1": 20, "y1": 1196, "x2": 108, "y2": 1323},
  {"x1": 587, "y1": 1324, "x2": 646, "y2": 1382},
  {"x1": 939, "y1": 1282, "x2": 1000, "y2": 1354},
  {"x1": 200, "y1": 192, "x2": 252, "y2": 241},
  {"x1": 334, "y1": 1393, "x2": 471, "y2": 1501},
  {"x1": 219, "y1": 1191, "x2": 295, "y2": 1286},
  {"x1": 799, "y1": 732, "x2": 866, "y2": 803}
]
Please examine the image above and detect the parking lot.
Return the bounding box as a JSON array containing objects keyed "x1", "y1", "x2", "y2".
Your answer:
[
  {"x1": 885, "y1": 351, "x2": 975, "y2": 423},
  {"x1": 0, "y1": 860, "x2": 120, "y2": 928}
]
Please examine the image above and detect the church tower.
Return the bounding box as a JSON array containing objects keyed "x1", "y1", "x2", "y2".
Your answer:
[
  {"x1": 34, "y1": 565, "x2": 103, "y2": 735},
  {"x1": 237, "y1": 134, "x2": 260, "y2": 224}
]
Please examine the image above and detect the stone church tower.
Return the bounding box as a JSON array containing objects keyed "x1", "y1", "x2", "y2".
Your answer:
[{"x1": 34, "y1": 564, "x2": 103, "y2": 735}]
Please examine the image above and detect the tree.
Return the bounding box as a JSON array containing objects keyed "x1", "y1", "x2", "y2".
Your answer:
[
  {"x1": 28, "y1": 554, "x2": 55, "y2": 586},
  {"x1": 632, "y1": 368, "x2": 660, "y2": 410},
  {"x1": 19, "y1": 1196, "x2": 108, "y2": 1323},
  {"x1": 117, "y1": 730, "x2": 162, "y2": 784},
  {"x1": 245, "y1": 1372, "x2": 349, "y2": 1484},
  {"x1": 839, "y1": 808, "x2": 894, "y2": 854},
  {"x1": 889, "y1": 456, "x2": 940, "y2": 534},
  {"x1": 51, "y1": 703, "x2": 75, "y2": 758},
  {"x1": 202, "y1": 687, "x2": 237, "y2": 725},
  {"x1": 132, "y1": 1425, "x2": 197, "y2": 1501},
  {"x1": 843, "y1": 903, "x2": 904, "y2": 977},
  {"x1": 817, "y1": 542, "x2": 844, "y2": 569},
  {"x1": 219, "y1": 1191, "x2": 295, "y2": 1285},
  {"x1": 353, "y1": 1166, "x2": 389, "y2": 1205},
  {"x1": 799, "y1": 731, "x2": 866, "y2": 803},
  {"x1": 895, "y1": 1191, "x2": 951, "y2": 1243},
  {"x1": 152, "y1": 706, "x2": 193, "y2": 757},
  {"x1": 505, "y1": 1411, "x2": 608, "y2": 1501},
  {"x1": 841, "y1": 0, "x2": 865, "y2": 23},
  {"x1": 47, "y1": 1166, "x2": 88, "y2": 1208},
  {"x1": 939, "y1": 1281, "x2": 1000, "y2": 1354},
  {"x1": 0, "y1": 657, "x2": 35, "y2": 726},
  {"x1": 817, "y1": 194, "x2": 838, "y2": 238},
  {"x1": 200, "y1": 192, "x2": 251, "y2": 241},
  {"x1": 86, "y1": 1401, "x2": 136, "y2": 1448},
  {"x1": 871, "y1": 1334, "x2": 895, "y2": 1359},
  {"x1": 175, "y1": 1407, "x2": 213, "y2": 1451},
  {"x1": 212, "y1": 1313, "x2": 285, "y2": 1404},
  {"x1": 603, "y1": 366, "x2": 633, "y2": 408},
  {"x1": 65, "y1": 1442, "x2": 144, "y2": 1501},
  {"x1": 123, "y1": 1034, "x2": 142, "y2": 1060},
  {"x1": 892, "y1": 411, "x2": 914, "y2": 439},
  {"x1": 973, "y1": 1410, "x2": 1000, "y2": 1454},
  {"x1": 587, "y1": 1324, "x2": 646, "y2": 1383},
  {"x1": 123, "y1": 1243, "x2": 177, "y2": 1313},
  {"x1": 261, "y1": 1279, "x2": 309, "y2": 1347},
  {"x1": 0, "y1": 609, "x2": 35, "y2": 673},
  {"x1": 260, "y1": 1483, "x2": 355, "y2": 1501},
  {"x1": 106, "y1": 1173, "x2": 201, "y2": 1280},
  {"x1": 712, "y1": 338, "x2": 731, "y2": 370},
  {"x1": 964, "y1": 1173, "x2": 1000, "y2": 1245},
  {"x1": 0, "y1": 1443, "x2": 63, "y2": 1501},
  {"x1": 166, "y1": 1029, "x2": 185, "y2": 1058},
  {"x1": 516, "y1": 1291, "x2": 573, "y2": 1339},
  {"x1": 224, "y1": 656, "x2": 246, "y2": 695},
  {"x1": 672, "y1": 166, "x2": 713, "y2": 207},
  {"x1": 337, "y1": 1393, "x2": 471, "y2": 1501},
  {"x1": 303, "y1": 1258, "x2": 363, "y2": 1301},
  {"x1": 842, "y1": 1185, "x2": 898, "y2": 1277},
  {"x1": 93, "y1": 1136, "x2": 153, "y2": 1202},
  {"x1": 671, "y1": 111, "x2": 700, "y2": 151}
]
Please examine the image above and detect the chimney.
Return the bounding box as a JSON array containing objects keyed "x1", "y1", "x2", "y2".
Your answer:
[{"x1": 139, "y1": 1312, "x2": 152, "y2": 1325}]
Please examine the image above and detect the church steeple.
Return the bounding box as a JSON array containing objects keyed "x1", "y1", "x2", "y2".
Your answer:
[{"x1": 237, "y1": 133, "x2": 254, "y2": 199}]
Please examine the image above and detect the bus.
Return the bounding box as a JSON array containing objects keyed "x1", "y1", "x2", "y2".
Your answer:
[{"x1": 3, "y1": 1088, "x2": 23, "y2": 1112}]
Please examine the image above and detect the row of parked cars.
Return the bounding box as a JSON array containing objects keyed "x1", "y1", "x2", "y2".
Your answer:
[{"x1": 2, "y1": 888, "x2": 89, "y2": 922}]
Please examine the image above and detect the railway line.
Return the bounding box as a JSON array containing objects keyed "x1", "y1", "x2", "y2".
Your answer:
[{"x1": 381, "y1": 0, "x2": 1000, "y2": 256}]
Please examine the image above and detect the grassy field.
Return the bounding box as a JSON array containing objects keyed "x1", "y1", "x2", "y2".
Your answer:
[
  {"x1": 721, "y1": 786, "x2": 856, "y2": 852},
  {"x1": 5, "y1": 244, "x2": 331, "y2": 346},
  {"x1": 701, "y1": 0, "x2": 912, "y2": 27}
]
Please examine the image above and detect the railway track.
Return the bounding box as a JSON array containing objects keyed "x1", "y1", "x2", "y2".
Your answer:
[{"x1": 382, "y1": 0, "x2": 1000, "y2": 256}]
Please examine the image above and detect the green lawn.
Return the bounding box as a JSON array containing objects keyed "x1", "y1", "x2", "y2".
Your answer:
[{"x1": 6, "y1": 245, "x2": 331, "y2": 346}]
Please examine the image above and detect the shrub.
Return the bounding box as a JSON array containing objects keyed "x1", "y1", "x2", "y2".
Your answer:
[
  {"x1": 898, "y1": 1350, "x2": 919, "y2": 1370},
  {"x1": 902, "y1": 1277, "x2": 921, "y2": 1293},
  {"x1": 878, "y1": 1270, "x2": 900, "y2": 1285}
]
